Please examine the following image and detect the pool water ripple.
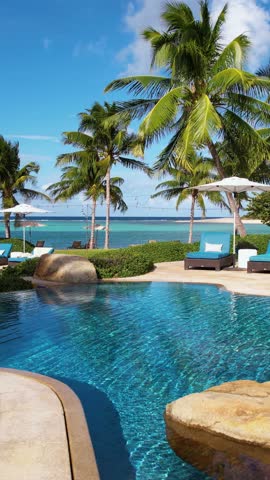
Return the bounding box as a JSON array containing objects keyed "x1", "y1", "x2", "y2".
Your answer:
[{"x1": 0, "y1": 282, "x2": 270, "y2": 479}]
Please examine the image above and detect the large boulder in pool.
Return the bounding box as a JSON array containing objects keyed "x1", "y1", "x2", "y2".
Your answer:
[
  {"x1": 165, "y1": 380, "x2": 270, "y2": 479},
  {"x1": 34, "y1": 254, "x2": 97, "y2": 284}
]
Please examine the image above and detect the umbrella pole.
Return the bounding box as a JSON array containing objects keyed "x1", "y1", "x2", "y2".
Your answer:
[
  {"x1": 233, "y1": 210, "x2": 236, "y2": 255},
  {"x1": 23, "y1": 226, "x2": 25, "y2": 253}
]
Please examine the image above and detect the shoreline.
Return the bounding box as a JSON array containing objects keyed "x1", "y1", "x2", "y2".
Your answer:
[{"x1": 175, "y1": 217, "x2": 262, "y2": 224}]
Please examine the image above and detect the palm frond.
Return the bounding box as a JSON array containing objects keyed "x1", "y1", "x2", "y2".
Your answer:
[{"x1": 105, "y1": 76, "x2": 171, "y2": 97}]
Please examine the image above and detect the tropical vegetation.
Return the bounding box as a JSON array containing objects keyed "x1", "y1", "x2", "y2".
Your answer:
[
  {"x1": 0, "y1": 136, "x2": 50, "y2": 238},
  {"x1": 50, "y1": 102, "x2": 150, "y2": 248},
  {"x1": 105, "y1": 1, "x2": 270, "y2": 237},
  {"x1": 47, "y1": 134, "x2": 128, "y2": 249},
  {"x1": 246, "y1": 192, "x2": 270, "y2": 226},
  {"x1": 151, "y1": 153, "x2": 227, "y2": 242}
]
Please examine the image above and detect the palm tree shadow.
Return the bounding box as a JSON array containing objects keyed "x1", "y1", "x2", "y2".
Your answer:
[{"x1": 57, "y1": 377, "x2": 136, "y2": 480}]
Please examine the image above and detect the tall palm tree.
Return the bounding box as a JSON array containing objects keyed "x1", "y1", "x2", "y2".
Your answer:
[
  {"x1": 0, "y1": 136, "x2": 50, "y2": 238},
  {"x1": 105, "y1": 1, "x2": 270, "y2": 237},
  {"x1": 48, "y1": 157, "x2": 128, "y2": 249},
  {"x1": 78, "y1": 102, "x2": 150, "y2": 248},
  {"x1": 152, "y1": 154, "x2": 227, "y2": 242}
]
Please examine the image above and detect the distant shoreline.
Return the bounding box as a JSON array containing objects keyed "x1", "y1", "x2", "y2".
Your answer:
[{"x1": 175, "y1": 217, "x2": 262, "y2": 224}]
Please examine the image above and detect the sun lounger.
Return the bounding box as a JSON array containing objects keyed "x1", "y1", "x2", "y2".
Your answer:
[
  {"x1": 184, "y1": 232, "x2": 234, "y2": 271},
  {"x1": 36, "y1": 240, "x2": 45, "y2": 247},
  {"x1": 8, "y1": 247, "x2": 54, "y2": 264},
  {"x1": 0, "y1": 244, "x2": 13, "y2": 266},
  {"x1": 247, "y1": 242, "x2": 270, "y2": 273},
  {"x1": 68, "y1": 241, "x2": 82, "y2": 249}
]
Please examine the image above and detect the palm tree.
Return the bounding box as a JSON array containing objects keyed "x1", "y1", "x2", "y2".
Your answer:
[
  {"x1": 152, "y1": 154, "x2": 227, "y2": 242},
  {"x1": 48, "y1": 150, "x2": 128, "y2": 249},
  {"x1": 0, "y1": 136, "x2": 50, "y2": 238},
  {"x1": 105, "y1": 1, "x2": 270, "y2": 237},
  {"x1": 78, "y1": 102, "x2": 150, "y2": 248}
]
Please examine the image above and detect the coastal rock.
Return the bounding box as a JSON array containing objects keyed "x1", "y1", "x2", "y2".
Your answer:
[
  {"x1": 165, "y1": 380, "x2": 270, "y2": 479},
  {"x1": 34, "y1": 254, "x2": 97, "y2": 283}
]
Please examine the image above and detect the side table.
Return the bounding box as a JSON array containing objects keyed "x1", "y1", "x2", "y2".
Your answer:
[{"x1": 238, "y1": 249, "x2": 257, "y2": 269}]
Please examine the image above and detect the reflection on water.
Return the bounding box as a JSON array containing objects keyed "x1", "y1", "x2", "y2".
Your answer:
[{"x1": 36, "y1": 284, "x2": 97, "y2": 305}]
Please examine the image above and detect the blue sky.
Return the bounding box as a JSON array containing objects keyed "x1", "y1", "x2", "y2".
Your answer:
[{"x1": 1, "y1": 0, "x2": 270, "y2": 217}]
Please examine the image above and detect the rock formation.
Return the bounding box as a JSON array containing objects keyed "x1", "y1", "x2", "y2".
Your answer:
[
  {"x1": 165, "y1": 380, "x2": 270, "y2": 479},
  {"x1": 34, "y1": 254, "x2": 97, "y2": 283}
]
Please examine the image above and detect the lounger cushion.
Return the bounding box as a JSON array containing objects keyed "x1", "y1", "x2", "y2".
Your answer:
[
  {"x1": 249, "y1": 254, "x2": 270, "y2": 262},
  {"x1": 8, "y1": 247, "x2": 54, "y2": 263},
  {"x1": 0, "y1": 244, "x2": 12, "y2": 257},
  {"x1": 186, "y1": 251, "x2": 231, "y2": 260},
  {"x1": 204, "y1": 242, "x2": 223, "y2": 252}
]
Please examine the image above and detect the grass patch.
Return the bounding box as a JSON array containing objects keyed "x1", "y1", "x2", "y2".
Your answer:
[{"x1": 0, "y1": 238, "x2": 34, "y2": 253}]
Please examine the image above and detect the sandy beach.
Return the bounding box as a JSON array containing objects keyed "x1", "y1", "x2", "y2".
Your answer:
[{"x1": 175, "y1": 217, "x2": 262, "y2": 224}]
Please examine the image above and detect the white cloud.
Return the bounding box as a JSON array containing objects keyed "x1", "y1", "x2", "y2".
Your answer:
[
  {"x1": 211, "y1": 0, "x2": 270, "y2": 71},
  {"x1": 6, "y1": 134, "x2": 60, "y2": 143},
  {"x1": 118, "y1": 0, "x2": 270, "y2": 75},
  {"x1": 42, "y1": 37, "x2": 52, "y2": 50}
]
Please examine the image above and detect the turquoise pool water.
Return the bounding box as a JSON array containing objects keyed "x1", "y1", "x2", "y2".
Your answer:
[{"x1": 0, "y1": 282, "x2": 270, "y2": 479}]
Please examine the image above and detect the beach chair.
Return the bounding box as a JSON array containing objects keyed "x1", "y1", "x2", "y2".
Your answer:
[
  {"x1": 35, "y1": 240, "x2": 45, "y2": 247},
  {"x1": 0, "y1": 244, "x2": 13, "y2": 266},
  {"x1": 247, "y1": 242, "x2": 270, "y2": 273},
  {"x1": 8, "y1": 247, "x2": 54, "y2": 264},
  {"x1": 184, "y1": 232, "x2": 234, "y2": 271},
  {"x1": 68, "y1": 241, "x2": 82, "y2": 249}
]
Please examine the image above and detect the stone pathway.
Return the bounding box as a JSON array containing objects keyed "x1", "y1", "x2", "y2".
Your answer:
[
  {"x1": 103, "y1": 261, "x2": 270, "y2": 296},
  {"x1": 0, "y1": 371, "x2": 71, "y2": 480},
  {"x1": 0, "y1": 370, "x2": 100, "y2": 480}
]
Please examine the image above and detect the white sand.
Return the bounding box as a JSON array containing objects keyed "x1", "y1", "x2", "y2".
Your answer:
[{"x1": 175, "y1": 217, "x2": 262, "y2": 224}]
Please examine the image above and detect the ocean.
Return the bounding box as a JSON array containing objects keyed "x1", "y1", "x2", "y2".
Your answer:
[{"x1": 1, "y1": 217, "x2": 270, "y2": 249}]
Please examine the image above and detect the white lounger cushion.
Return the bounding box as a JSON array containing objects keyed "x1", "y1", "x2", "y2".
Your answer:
[
  {"x1": 32, "y1": 247, "x2": 53, "y2": 256},
  {"x1": 205, "y1": 242, "x2": 223, "y2": 252}
]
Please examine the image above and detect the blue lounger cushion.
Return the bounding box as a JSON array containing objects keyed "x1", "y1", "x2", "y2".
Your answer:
[
  {"x1": 249, "y1": 254, "x2": 270, "y2": 262},
  {"x1": 185, "y1": 232, "x2": 231, "y2": 260},
  {"x1": 0, "y1": 244, "x2": 12, "y2": 258},
  {"x1": 249, "y1": 241, "x2": 270, "y2": 262},
  {"x1": 186, "y1": 251, "x2": 230, "y2": 260}
]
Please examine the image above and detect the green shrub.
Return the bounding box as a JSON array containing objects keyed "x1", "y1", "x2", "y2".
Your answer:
[
  {"x1": 3, "y1": 258, "x2": 40, "y2": 278},
  {"x1": 235, "y1": 239, "x2": 258, "y2": 254},
  {"x1": 91, "y1": 251, "x2": 154, "y2": 278},
  {"x1": 0, "y1": 238, "x2": 33, "y2": 253},
  {"x1": 0, "y1": 273, "x2": 33, "y2": 292},
  {"x1": 237, "y1": 234, "x2": 270, "y2": 254},
  {"x1": 124, "y1": 241, "x2": 199, "y2": 263}
]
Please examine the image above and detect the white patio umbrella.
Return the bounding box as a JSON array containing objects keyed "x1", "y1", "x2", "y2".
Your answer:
[
  {"x1": 0, "y1": 203, "x2": 49, "y2": 253},
  {"x1": 191, "y1": 176, "x2": 270, "y2": 253}
]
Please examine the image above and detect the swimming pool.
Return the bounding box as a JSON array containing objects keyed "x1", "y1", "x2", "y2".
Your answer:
[{"x1": 0, "y1": 282, "x2": 270, "y2": 479}]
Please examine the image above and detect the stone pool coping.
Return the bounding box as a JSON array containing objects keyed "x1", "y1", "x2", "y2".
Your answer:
[
  {"x1": 0, "y1": 368, "x2": 100, "y2": 480},
  {"x1": 102, "y1": 261, "x2": 270, "y2": 297}
]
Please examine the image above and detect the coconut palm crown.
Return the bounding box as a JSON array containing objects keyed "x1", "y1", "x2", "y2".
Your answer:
[
  {"x1": 152, "y1": 153, "x2": 227, "y2": 242},
  {"x1": 105, "y1": 1, "x2": 270, "y2": 236}
]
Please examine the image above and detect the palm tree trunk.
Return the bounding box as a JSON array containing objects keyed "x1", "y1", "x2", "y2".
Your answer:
[
  {"x1": 89, "y1": 199, "x2": 97, "y2": 249},
  {"x1": 188, "y1": 194, "x2": 196, "y2": 244},
  {"x1": 104, "y1": 167, "x2": 111, "y2": 249},
  {"x1": 207, "y1": 141, "x2": 246, "y2": 237},
  {"x1": 4, "y1": 213, "x2": 11, "y2": 239}
]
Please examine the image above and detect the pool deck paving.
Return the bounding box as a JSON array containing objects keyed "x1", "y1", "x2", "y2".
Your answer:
[
  {"x1": 0, "y1": 369, "x2": 100, "y2": 480},
  {"x1": 103, "y1": 261, "x2": 270, "y2": 297}
]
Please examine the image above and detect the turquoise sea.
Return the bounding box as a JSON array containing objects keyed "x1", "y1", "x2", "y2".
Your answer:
[{"x1": 1, "y1": 216, "x2": 270, "y2": 249}]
